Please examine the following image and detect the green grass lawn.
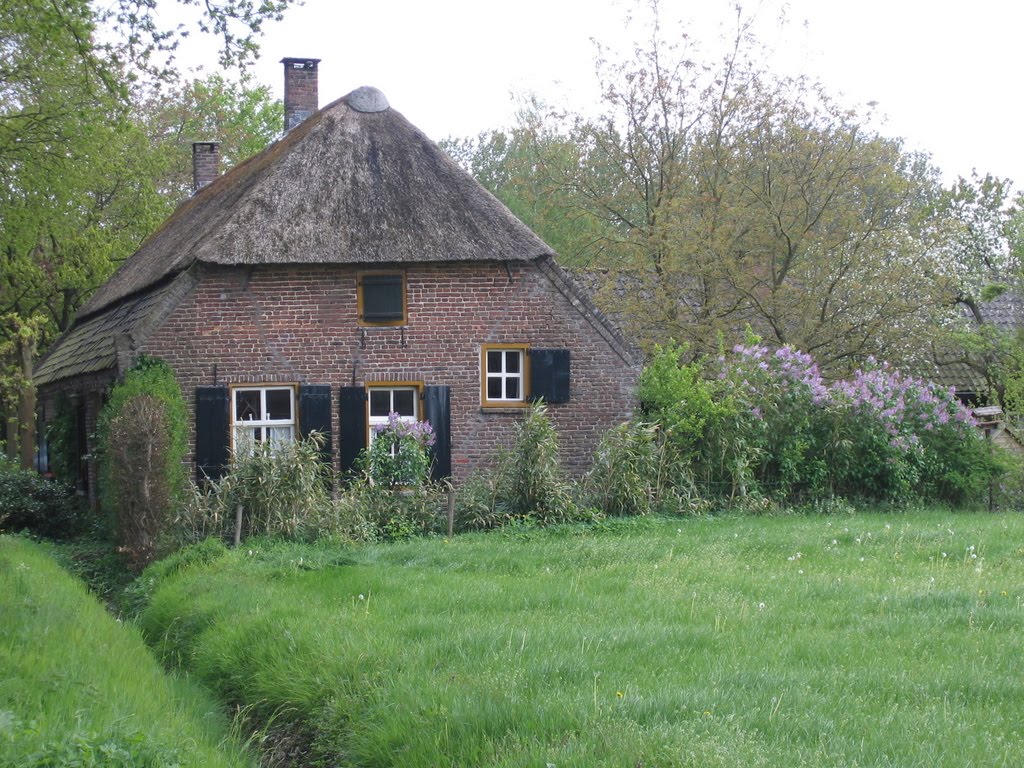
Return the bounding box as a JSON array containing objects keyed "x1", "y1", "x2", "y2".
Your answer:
[
  {"x1": 0, "y1": 535, "x2": 256, "y2": 768},
  {"x1": 137, "y1": 510, "x2": 1024, "y2": 767}
]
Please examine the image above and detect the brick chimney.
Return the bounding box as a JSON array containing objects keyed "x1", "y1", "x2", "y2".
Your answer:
[
  {"x1": 192, "y1": 141, "x2": 220, "y2": 193},
  {"x1": 282, "y1": 57, "x2": 321, "y2": 132}
]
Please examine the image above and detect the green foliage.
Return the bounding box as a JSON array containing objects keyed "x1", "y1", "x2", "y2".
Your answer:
[
  {"x1": 0, "y1": 536, "x2": 254, "y2": 768},
  {"x1": 626, "y1": 343, "x2": 1006, "y2": 511},
  {"x1": 357, "y1": 415, "x2": 435, "y2": 489},
  {"x1": 97, "y1": 357, "x2": 187, "y2": 565},
  {"x1": 176, "y1": 432, "x2": 443, "y2": 546},
  {"x1": 135, "y1": 512, "x2": 1024, "y2": 767},
  {"x1": 636, "y1": 342, "x2": 718, "y2": 464},
  {"x1": 0, "y1": 457, "x2": 85, "y2": 540},
  {"x1": 47, "y1": 535, "x2": 136, "y2": 605},
  {"x1": 494, "y1": 401, "x2": 579, "y2": 523},
  {"x1": 1, "y1": 721, "x2": 184, "y2": 767},
  {"x1": 585, "y1": 421, "x2": 675, "y2": 517},
  {"x1": 0, "y1": 4, "x2": 289, "y2": 434},
  {"x1": 344, "y1": 481, "x2": 447, "y2": 542}
]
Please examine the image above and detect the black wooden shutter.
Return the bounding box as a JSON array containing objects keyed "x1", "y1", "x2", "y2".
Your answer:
[
  {"x1": 338, "y1": 386, "x2": 367, "y2": 477},
  {"x1": 423, "y1": 385, "x2": 452, "y2": 481},
  {"x1": 529, "y1": 349, "x2": 571, "y2": 404},
  {"x1": 195, "y1": 386, "x2": 230, "y2": 482},
  {"x1": 299, "y1": 385, "x2": 333, "y2": 467},
  {"x1": 360, "y1": 274, "x2": 404, "y2": 322}
]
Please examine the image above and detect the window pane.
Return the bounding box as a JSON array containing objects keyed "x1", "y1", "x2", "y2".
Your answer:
[
  {"x1": 506, "y1": 378, "x2": 520, "y2": 400},
  {"x1": 268, "y1": 426, "x2": 294, "y2": 447},
  {"x1": 234, "y1": 427, "x2": 257, "y2": 451},
  {"x1": 235, "y1": 390, "x2": 261, "y2": 421},
  {"x1": 487, "y1": 377, "x2": 503, "y2": 400},
  {"x1": 369, "y1": 389, "x2": 391, "y2": 417},
  {"x1": 393, "y1": 389, "x2": 416, "y2": 417},
  {"x1": 487, "y1": 350, "x2": 502, "y2": 373},
  {"x1": 266, "y1": 389, "x2": 292, "y2": 421},
  {"x1": 505, "y1": 351, "x2": 521, "y2": 374}
]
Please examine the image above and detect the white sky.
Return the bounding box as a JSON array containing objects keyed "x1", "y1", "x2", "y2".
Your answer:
[{"x1": 183, "y1": 0, "x2": 1022, "y2": 189}]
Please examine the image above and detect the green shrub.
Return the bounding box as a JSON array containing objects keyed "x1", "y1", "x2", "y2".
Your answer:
[
  {"x1": 357, "y1": 415, "x2": 435, "y2": 488},
  {"x1": 636, "y1": 342, "x2": 717, "y2": 465},
  {"x1": 97, "y1": 357, "x2": 188, "y2": 565},
  {"x1": 631, "y1": 341, "x2": 1001, "y2": 509},
  {"x1": 452, "y1": 473, "x2": 507, "y2": 531},
  {"x1": 493, "y1": 401, "x2": 580, "y2": 524},
  {"x1": 0, "y1": 456, "x2": 85, "y2": 539},
  {"x1": 345, "y1": 480, "x2": 448, "y2": 541}
]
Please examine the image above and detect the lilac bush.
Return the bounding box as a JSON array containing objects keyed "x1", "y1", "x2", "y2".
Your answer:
[
  {"x1": 704, "y1": 343, "x2": 832, "y2": 500},
  {"x1": 828, "y1": 361, "x2": 989, "y2": 502},
  {"x1": 361, "y1": 413, "x2": 436, "y2": 488},
  {"x1": 636, "y1": 339, "x2": 1001, "y2": 509}
]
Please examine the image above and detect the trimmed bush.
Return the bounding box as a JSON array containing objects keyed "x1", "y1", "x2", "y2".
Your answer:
[{"x1": 97, "y1": 356, "x2": 187, "y2": 566}]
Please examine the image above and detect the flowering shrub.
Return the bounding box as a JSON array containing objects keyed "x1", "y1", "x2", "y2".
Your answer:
[
  {"x1": 360, "y1": 413, "x2": 436, "y2": 488},
  {"x1": 829, "y1": 361, "x2": 992, "y2": 503},
  {"x1": 702, "y1": 343, "x2": 831, "y2": 501},
  {"x1": 628, "y1": 340, "x2": 1004, "y2": 510}
]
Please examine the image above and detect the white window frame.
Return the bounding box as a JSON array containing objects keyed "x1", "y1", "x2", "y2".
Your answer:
[
  {"x1": 481, "y1": 344, "x2": 528, "y2": 407},
  {"x1": 231, "y1": 385, "x2": 296, "y2": 454},
  {"x1": 367, "y1": 384, "x2": 420, "y2": 445}
]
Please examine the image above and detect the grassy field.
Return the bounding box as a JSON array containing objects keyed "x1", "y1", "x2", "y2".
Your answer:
[
  {"x1": 0, "y1": 535, "x2": 256, "y2": 767},
  {"x1": 134, "y1": 509, "x2": 1024, "y2": 767}
]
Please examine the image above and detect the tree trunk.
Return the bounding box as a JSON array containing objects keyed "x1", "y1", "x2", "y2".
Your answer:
[
  {"x1": 18, "y1": 336, "x2": 36, "y2": 470},
  {"x1": 5, "y1": 413, "x2": 17, "y2": 461}
]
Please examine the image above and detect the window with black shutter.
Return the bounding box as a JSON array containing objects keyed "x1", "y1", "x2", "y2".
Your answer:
[
  {"x1": 529, "y1": 349, "x2": 571, "y2": 404},
  {"x1": 195, "y1": 386, "x2": 230, "y2": 482},
  {"x1": 423, "y1": 385, "x2": 451, "y2": 480},
  {"x1": 358, "y1": 272, "x2": 406, "y2": 325}
]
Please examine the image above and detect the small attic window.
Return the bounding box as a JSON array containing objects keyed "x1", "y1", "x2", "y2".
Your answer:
[{"x1": 358, "y1": 272, "x2": 406, "y2": 325}]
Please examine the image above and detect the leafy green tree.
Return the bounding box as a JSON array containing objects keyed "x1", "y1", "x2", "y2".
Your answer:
[
  {"x1": 139, "y1": 74, "x2": 283, "y2": 200},
  {"x1": 928, "y1": 173, "x2": 1022, "y2": 405},
  {"x1": 0, "y1": 0, "x2": 291, "y2": 464}
]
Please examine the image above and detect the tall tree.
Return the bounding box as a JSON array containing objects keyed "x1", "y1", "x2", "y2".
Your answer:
[
  {"x1": 453, "y1": 4, "x2": 957, "y2": 375},
  {"x1": 928, "y1": 173, "x2": 1023, "y2": 405},
  {"x1": 0, "y1": 0, "x2": 292, "y2": 465}
]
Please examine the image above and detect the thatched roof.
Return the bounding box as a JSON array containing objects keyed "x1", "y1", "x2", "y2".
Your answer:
[
  {"x1": 80, "y1": 86, "x2": 554, "y2": 319},
  {"x1": 929, "y1": 286, "x2": 1024, "y2": 394},
  {"x1": 34, "y1": 275, "x2": 195, "y2": 385}
]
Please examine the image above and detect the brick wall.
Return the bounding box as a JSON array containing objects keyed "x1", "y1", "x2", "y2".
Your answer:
[{"x1": 143, "y1": 259, "x2": 638, "y2": 481}]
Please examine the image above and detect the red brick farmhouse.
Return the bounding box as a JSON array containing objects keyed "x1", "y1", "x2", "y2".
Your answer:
[{"x1": 34, "y1": 60, "x2": 638, "y2": 502}]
